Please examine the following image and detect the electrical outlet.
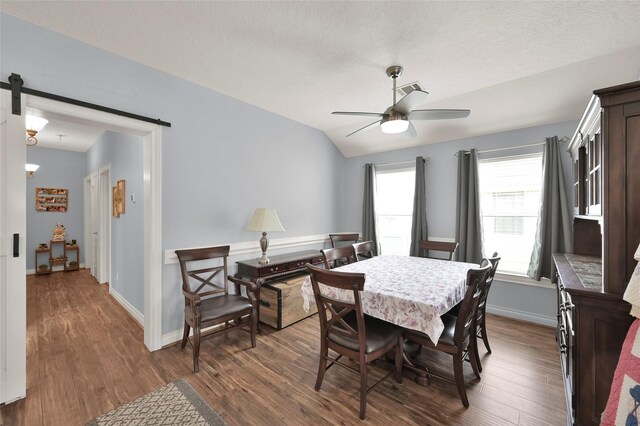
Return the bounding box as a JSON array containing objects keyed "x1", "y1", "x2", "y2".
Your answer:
[{"x1": 116, "y1": 273, "x2": 119, "y2": 281}]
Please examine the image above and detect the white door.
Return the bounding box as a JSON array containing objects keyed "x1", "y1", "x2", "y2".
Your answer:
[
  {"x1": 83, "y1": 173, "x2": 99, "y2": 280},
  {"x1": 0, "y1": 91, "x2": 27, "y2": 403}
]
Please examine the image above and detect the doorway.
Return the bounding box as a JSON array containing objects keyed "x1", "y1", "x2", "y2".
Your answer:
[
  {"x1": 0, "y1": 92, "x2": 163, "y2": 403},
  {"x1": 25, "y1": 95, "x2": 163, "y2": 351}
]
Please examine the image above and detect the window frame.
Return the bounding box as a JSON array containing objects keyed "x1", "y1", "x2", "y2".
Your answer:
[
  {"x1": 374, "y1": 165, "x2": 416, "y2": 256},
  {"x1": 477, "y1": 151, "x2": 544, "y2": 276}
]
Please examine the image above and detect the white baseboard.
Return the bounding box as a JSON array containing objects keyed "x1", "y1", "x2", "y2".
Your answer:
[
  {"x1": 110, "y1": 286, "x2": 144, "y2": 326},
  {"x1": 162, "y1": 329, "x2": 184, "y2": 347},
  {"x1": 486, "y1": 304, "x2": 556, "y2": 327}
]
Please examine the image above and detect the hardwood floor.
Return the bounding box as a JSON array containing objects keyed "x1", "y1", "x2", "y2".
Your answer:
[{"x1": 0, "y1": 269, "x2": 566, "y2": 425}]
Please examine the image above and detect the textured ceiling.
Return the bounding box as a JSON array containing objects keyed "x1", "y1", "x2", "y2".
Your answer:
[{"x1": 3, "y1": 1, "x2": 640, "y2": 157}]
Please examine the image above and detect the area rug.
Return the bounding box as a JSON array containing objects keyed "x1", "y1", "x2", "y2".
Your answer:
[{"x1": 87, "y1": 379, "x2": 226, "y2": 426}]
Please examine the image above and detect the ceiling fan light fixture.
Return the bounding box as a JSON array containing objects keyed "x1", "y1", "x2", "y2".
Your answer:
[{"x1": 380, "y1": 112, "x2": 409, "y2": 134}]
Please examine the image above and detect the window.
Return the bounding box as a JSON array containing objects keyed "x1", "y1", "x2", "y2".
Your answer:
[
  {"x1": 478, "y1": 153, "x2": 543, "y2": 274},
  {"x1": 375, "y1": 168, "x2": 415, "y2": 255}
]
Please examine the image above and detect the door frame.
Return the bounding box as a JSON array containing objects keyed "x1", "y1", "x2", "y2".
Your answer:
[
  {"x1": 27, "y1": 95, "x2": 163, "y2": 351},
  {"x1": 98, "y1": 165, "x2": 111, "y2": 285}
]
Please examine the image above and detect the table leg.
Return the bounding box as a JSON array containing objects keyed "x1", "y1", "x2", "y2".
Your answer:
[{"x1": 402, "y1": 339, "x2": 431, "y2": 386}]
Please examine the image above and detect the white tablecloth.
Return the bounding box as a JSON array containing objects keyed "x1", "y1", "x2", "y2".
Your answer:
[{"x1": 301, "y1": 254, "x2": 479, "y2": 344}]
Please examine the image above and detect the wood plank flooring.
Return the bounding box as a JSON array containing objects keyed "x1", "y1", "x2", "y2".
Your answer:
[{"x1": 0, "y1": 269, "x2": 567, "y2": 425}]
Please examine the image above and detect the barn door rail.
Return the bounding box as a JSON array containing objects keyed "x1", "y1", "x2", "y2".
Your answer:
[{"x1": 0, "y1": 72, "x2": 171, "y2": 127}]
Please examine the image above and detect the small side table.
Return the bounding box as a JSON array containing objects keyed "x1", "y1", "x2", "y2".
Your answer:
[
  {"x1": 65, "y1": 244, "x2": 80, "y2": 271},
  {"x1": 35, "y1": 247, "x2": 51, "y2": 274},
  {"x1": 235, "y1": 250, "x2": 324, "y2": 330}
]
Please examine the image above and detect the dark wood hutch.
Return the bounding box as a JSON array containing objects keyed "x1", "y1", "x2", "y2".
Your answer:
[{"x1": 554, "y1": 81, "x2": 640, "y2": 425}]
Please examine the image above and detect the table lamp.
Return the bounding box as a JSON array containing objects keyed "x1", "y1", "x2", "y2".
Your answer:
[{"x1": 245, "y1": 208, "x2": 285, "y2": 264}]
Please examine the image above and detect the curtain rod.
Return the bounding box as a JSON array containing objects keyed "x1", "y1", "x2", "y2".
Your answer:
[
  {"x1": 456, "y1": 136, "x2": 569, "y2": 156},
  {"x1": 363, "y1": 157, "x2": 430, "y2": 168}
]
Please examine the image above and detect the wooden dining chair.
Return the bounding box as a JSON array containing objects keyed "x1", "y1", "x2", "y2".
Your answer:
[
  {"x1": 329, "y1": 233, "x2": 359, "y2": 248},
  {"x1": 403, "y1": 260, "x2": 491, "y2": 407},
  {"x1": 352, "y1": 241, "x2": 375, "y2": 261},
  {"x1": 175, "y1": 245, "x2": 258, "y2": 372},
  {"x1": 446, "y1": 253, "x2": 501, "y2": 373},
  {"x1": 321, "y1": 246, "x2": 357, "y2": 269},
  {"x1": 473, "y1": 252, "x2": 501, "y2": 371},
  {"x1": 418, "y1": 240, "x2": 459, "y2": 260},
  {"x1": 306, "y1": 263, "x2": 403, "y2": 420}
]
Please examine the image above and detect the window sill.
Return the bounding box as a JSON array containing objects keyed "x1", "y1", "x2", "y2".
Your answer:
[{"x1": 494, "y1": 272, "x2": 554, "y2": 289}]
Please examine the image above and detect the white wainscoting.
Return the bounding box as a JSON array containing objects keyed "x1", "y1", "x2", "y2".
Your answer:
[{"x1": 164, "y1": 233, "x2": 344, "y2": 264}]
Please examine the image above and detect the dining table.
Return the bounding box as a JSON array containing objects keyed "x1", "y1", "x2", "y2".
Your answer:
[{"x1": 300, "y1": 254, "x2": 480, "y2": 345}]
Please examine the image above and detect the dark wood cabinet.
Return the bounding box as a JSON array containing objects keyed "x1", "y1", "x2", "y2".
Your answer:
[{"x1": 555, "y1": 81, "x2": 640, "y2": 425}]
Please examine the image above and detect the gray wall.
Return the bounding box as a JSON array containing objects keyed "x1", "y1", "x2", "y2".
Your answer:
[
  {"x1": 26, "y1": 147, "x2": 86, "y2": 270},
  {"x1": 87, "y1": 131, "x2": 144, "y2": 313},
  {"x1": 1, "y1": 13, "x2": 345, "y2": 335},
  {"x1": 343, "y1": 121, "x2": 578, "y2": 324}
]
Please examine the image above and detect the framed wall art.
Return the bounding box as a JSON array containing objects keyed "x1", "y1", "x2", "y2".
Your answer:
[
  {"x1": 36, "y1": 187, "x2": 68, "y2": 212},
  {"x1": 113, "y1": 180, "x2": 125, "y2": 217}
]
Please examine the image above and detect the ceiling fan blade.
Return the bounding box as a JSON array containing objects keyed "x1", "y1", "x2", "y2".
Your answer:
[
  {"x1": 332, "y1": 111, "x2": 384, "y2": 117},
  {"x1": 392, "y1": 90, "x2": 429, "y2": 115},
  {"x1": 409, "y1": 109, "x2": 471, "y2": 120},
  {"x1": 402, "y1": 122, "x2": 417, "y2": 139},
  {"x1": 346, "y1": 119, "x2": 381, "y2": 137}
]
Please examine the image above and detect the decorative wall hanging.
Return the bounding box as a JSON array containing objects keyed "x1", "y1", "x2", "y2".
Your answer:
[
  {"x1": 113, "y1": 179, "x2": 125, "y2": 217},
  {"x1": 36, "y1": 187, "x2": 68, "y2": 212}
]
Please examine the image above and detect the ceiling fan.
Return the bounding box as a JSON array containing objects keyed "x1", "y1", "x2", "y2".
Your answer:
[{"x1": 332, "y1": 66, "x2": 470, "y2": 138}]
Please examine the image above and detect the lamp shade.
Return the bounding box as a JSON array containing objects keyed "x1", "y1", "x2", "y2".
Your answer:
[
  {"x1": 25, "y1": 115, "x2": 48, "y2": 132},
  {"x1": 25, "y1": 164, "x2": 40, "y2": 172},
  {"x1": 245, "y1": 208, "x2": 285, "y2": 232}
]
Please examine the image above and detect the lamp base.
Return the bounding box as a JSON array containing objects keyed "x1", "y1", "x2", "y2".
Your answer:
[{"x1": 258, "y1": 232, "x2": 270, "y2": 264}]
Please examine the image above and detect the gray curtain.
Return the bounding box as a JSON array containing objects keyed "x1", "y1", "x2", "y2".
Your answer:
[
  {"x1": 409, "y1": 156, "x2": 428, "y2": 256},
  {"x1": 455, "y1": 149, "x2": 484, "y2": 263},
  {"x1": 527, "y1": 136, "x2": 573, "y2": 281},
  {"x1": 362, "y1": 163, "x2": 379, "y2": 255}
]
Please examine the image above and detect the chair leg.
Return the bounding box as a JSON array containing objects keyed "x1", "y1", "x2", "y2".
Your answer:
[
  {"x1": 480, "y1": 319, "x2": 492, "y2": 353},
  {"x1": 250, "y1": 308, "x2": 257, "y2": 348},
  {"x1": 453, "y1": 353, "x2": 469, "y2": 408},
  {"x1": 192, "y1": 325, "x2": 201, "y2": 373},
  {"x1": 359, "y1": 360, "x2": 368, "y2": 420},
  {"x1": 395, "y1": 335, "x2": 403, "y2": 383},
  {"x1": 314, "y1": 342, "x2": 328, "y2": 391},
  {"x1": 181, "y1": 322, "x2": 190, "y2": 349},
  {"x1": 469, "y1": 341, "x2": 481, "y2": 381},
  {"x1": 473, "y1": 331, "x2": 483, "y2": 373}
]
